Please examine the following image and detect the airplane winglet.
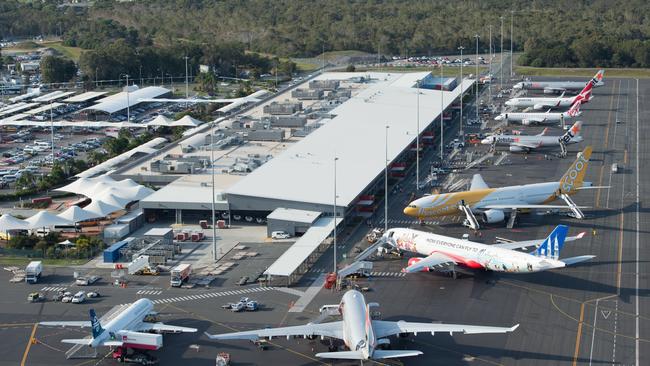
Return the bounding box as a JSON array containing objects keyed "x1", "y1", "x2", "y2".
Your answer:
[
  {"x1": 576, "y1": 232, "x2": 586, "y2": 239},
  {"x1": 509, "y1": 324, "x2": 520, "y2": 332}
]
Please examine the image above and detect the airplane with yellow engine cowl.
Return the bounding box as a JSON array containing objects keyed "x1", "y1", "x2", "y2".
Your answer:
[{"x1": 403, "y1": 146, "x2": 606, "y2": 229}]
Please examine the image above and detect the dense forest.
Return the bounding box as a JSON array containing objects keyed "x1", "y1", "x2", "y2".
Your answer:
[{"x1": 1, "y1": 0, "x2": 650, "y2": 71}]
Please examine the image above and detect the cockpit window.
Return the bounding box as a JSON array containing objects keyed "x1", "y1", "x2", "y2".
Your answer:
[
  {"x1": 408, "y1": 204, "x2": 417, "y2": 208},
  {"x1": 388, "y1": 231, "x2": 394, "y2": 238}
]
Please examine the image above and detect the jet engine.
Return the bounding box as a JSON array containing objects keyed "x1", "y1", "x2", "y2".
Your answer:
[
  {"x1": 509, "y1": 145, "x2": 528, "y2": 153},
  {"x1": 521, "y1": 119, "x2": 534, "y2": 126},
  {"x1": 407, "y1": 257, "x2": 430, "y2": 272},
  {"x1": 482, "y1": 209, "x2": 505, "y2": 223}
]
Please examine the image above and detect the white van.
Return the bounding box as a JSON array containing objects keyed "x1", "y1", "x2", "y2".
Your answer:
[
  {"x1": 71, "y1": 291, "x2": 86, "y2": 304},
  {"x1": 611, "y1": 163, "x2": 619, "y2": 173},
  {"x1": 271, "y1": 231, "x2": 291, "y2": 239}
]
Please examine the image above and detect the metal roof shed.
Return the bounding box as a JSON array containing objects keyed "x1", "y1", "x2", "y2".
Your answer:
[
  {"x1": 266, "y1": 208, "x2": 321, "y2": 237},
  {"x1": 264, "y1": 216, "x2": 341, "y2": 285}
]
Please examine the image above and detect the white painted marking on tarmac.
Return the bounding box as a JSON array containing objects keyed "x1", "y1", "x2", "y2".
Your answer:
[
  {"x1": 588, "y1": 298, "x2": 600, "y2": 366},
  {"x1": 288, "y1": 274, "x2": 327, "y2": 313}
]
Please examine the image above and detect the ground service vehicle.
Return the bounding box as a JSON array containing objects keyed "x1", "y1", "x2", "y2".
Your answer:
[
  {"x1": 25, "y1": 261, "x2": 43, "y2": 283},
  {"x1": 170, "y1": 264, "x2": 191, "y2": 287}
]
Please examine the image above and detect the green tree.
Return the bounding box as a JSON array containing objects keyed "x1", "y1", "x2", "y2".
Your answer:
[{"x1": 40, "y1": 55, "x2": 77, "y2": 84}]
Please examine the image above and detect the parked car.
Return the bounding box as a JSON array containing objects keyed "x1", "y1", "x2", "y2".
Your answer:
[
  {"x1": 271, "y1": 231, "x2": 291, "y2": 239},
  {"x1": 71, "y1": 291, "x2": 86, "y2": 304}
]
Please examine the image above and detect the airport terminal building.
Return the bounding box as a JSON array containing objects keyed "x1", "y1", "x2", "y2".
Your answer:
[{"x1": 136, "y1": 72, "x2": 474, "y2": 226}]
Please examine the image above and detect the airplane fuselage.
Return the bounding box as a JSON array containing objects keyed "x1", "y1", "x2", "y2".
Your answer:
[
  {"x1": 505, "y1": 96, "x2": 577, "y2": 109},
  {"x1": 389, "y1": 228, "x2": 565, "y2": 273},
  {"x1": 404, "y1": 181, "x2": 563, "y2": 218},
  {"x1": 340, "y1": 290, "x2": 374, "y2": 359},
  {"x1": 92, "y1": 299, "x2": 153, "y2": 348},
  {"x1": 483, "y1": 134, "x2": 582, "y2": 148}
]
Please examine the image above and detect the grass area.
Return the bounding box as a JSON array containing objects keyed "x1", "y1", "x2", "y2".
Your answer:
[
  {"x1": 14, "y1": 41, "x2": 40, "y2": 49},
  {"x1": 516, "y1": 66, "x2": 650, "y2": 78},
  {"x1": 0, "y1": 256, "x2": 88, "y2": 266},
  {"x1": 41, "y1": 41, "x2": 83, "y2": 62}
]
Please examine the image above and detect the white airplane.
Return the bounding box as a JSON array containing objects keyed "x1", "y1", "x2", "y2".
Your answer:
[
  {"x1": 404, "y1": 146, "x2": 605, "y2": 229},
  {"x1": 39, "y1": 298, "x2": 197, "y2": 349},
  {"x1": 205, "y1": 290, "x2": 518, "y2": 360},
  {"x1": 513, "y1": 69, "x2": 604, "y2": 94},
  {"x1": 495, "y1": 100, "x2": 582, "y2": 125},
  {"x1": 357, "y1": 225, "x2": 593, "y2": 275},
  {"x1": 505, "y1": 75, "x2": 596, "y2": 110},
  {"x1": 481, "y1": 121, "x2": 583, "y2": 153}
]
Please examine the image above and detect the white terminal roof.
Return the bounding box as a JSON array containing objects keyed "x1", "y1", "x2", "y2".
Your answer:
[
  {"x1": 264, "y1": 216, "x2": 341, "y2": 277},
  {"x1": 139, "y1": 174, "x2": 240, "y2": 211},
  {"x1": 267, "y1": 208, "x2": 321, "y2": 224},
  {"x1": 32, "y1": 91, "x2": 76, "y2": 103},
  {"x1": 226, "y1": 71, "x2": 475, "y2": 208},
  {"x1": 63, "y1": 91, "x2": 108, "y2": 103},
  {"x1": 82, "y1": 86, "x2": 170, "y2": 114}
]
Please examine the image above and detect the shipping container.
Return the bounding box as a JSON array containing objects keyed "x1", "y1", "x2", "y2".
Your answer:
[
  {"x1": 103, "y1": 239, "x2": 130, "y2": 263},
  {"x1": 119, "y1": 330, "x2": 163, "y2": 350}
]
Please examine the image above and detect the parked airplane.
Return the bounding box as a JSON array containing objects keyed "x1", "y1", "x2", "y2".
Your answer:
[
  {"x1": 494, "y1": 100, "x2": 582, "y2": 125},
  {"x1": 505, "y1": 75, "x2": 596, "y2": 110},
  {"x1": 39, "y1": 298, "x2": 197, "y2": 349},
  {"x1": 481, "y1": 121, "x2": 583, "y2": 154},
  {"x1": 357, "y1": 225, "x2": 592, "y2": 276},
  {"x1": 403, "y1": 146, "x2": 603, "y2": 229},
  {"x1": 513, "y1": 69, "x2": 604, "y2": 94},
  {"x1": 205, "y1": 290, "x2": 518, "y2": 360}
]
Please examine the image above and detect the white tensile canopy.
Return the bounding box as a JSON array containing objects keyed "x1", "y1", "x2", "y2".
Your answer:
[
  {"x1": 94, "y1": 192, "x2": 131, "y2": 208},
  {"x1": 25, "y1": 211, "x2": 72, "y2": 229},
  {"x1": 119, "y1": 185, "x2": 155, "y2": 201},
  {"x1": 0, "y1": 214, "x2": 30, "y2": 231},
  {"x1": 145, "y1": 115, "x2": 174, "y2": 127},
  {"x1": 173, "y1": 115, "x2": 203, "y2": 127},
  {"x1": 54, "y1": 177, "x2": 92, "y2": 194},
  {"x1": 84, "y1": 200, "x2": 122, "y2": 217},
  {"x1": 57, "y1": 205, "x2": 101, "y2": 223},
  {"x1": 112, "y1": 178, "x2": 141, "y2": 189},
  {"x1": 57, "y1": 239, "x2": 75, "y2": 247}
]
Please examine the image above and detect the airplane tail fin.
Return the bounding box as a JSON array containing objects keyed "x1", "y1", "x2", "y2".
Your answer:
[
  {"x1": 534, "y1": 225, "x2": 569, "y2": 260},
  {"x1": 567, "y1": 100, "x2": 582, "y2": 117},
  {"x1": 559, "y1": 121, "x2": 583, "y2": 144},
  {"x1": 594, "y1": 69, "x2": 605, "y2": 86},
  {"x1": 559, "y1": 146, "x2": 592, "y2": 193},
  {"x1": 89, "y1": 309, "x2": 104, "y2": 339}
]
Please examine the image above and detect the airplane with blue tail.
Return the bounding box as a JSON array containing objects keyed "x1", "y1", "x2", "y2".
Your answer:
[{"x1": 356, "y1": 225, "x2": 594, "y2": 275}]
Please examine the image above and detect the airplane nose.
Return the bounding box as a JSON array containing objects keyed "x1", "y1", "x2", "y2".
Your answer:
[
  {"x1": 403, "y1": 206, "x2": 417, "y2": 217},
  {"x1": 480, "y1": 138, "x2": 491, "y2": 145},
  {"x1": 504, "y1": 100, "x2": 513, "y2": 106},
  {"x1": 495, "y1": 115, "x2": 503, "y2": 121}
]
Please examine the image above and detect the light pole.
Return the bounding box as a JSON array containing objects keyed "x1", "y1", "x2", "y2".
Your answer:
[
  {"x1": 415, "y1": 79, "x2": 420, "y2": 191},
  {"x1": 184, "y1": 56, "x2": 190, "y2": 99},
  {"x1": 333, "y1": 156, "x2": 338, "y2": 275},
  {"x1": 139, "y1": 65, "x2": 143, "y2": 86},
  {"x1": 384, "y1": 125, "x2": 389, "y2": 232},
  {"x1": 458, "y1": 45, "x2": 465, "y2": 138},
  {"x1": 439, "y1": 63, "x2": 444, "y2": 160},
  {"x1": 500, "y1": 16, "x2": 504, "y2": 89},
  {"x1": 475, "y1": 34, "x2": 480, "y2": 123},
  {"x1": 510, "y1": 10, "x2": 514, "y2": 78},
  {"x1": 211, "y1": 121, "x2": 217, "y2": 261},
  {"x1": 49, "y1": 100, "x2": 54, "y2": 163},
  {"x1": 488, "y1": 25, "x2": 492, "y2": 100}
]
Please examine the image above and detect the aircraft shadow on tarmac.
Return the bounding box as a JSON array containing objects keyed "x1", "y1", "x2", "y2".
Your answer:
[{"x1": 461, "y1": 265, "x2": 649, "y2": 303}]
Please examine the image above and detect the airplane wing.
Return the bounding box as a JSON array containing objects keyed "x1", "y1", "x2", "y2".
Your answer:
[
  {"x1": 402, "y1": 252, "x2": 456, "y2": 273},
  {"x1": 205, "y1": 321, "x2": 344, "y2": 341},
  {"x1": 470, "y1": 174, "x2": 489, "y2": 190},
  {"x1": 39, "y1": 321, "x2": 92, "y2": 328},
  {"x1": 372, "y1": 320, "x2": 519, "y2": 338},
  {"x1": 510, "y1": 141, "x2": 541, "y2": 149},
  {"x1": 137, "y1": 322, "x2": 198, "y2": 333},
  {"x1": 493, "y1": 232, "x2": 586, "y2": 251}
]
